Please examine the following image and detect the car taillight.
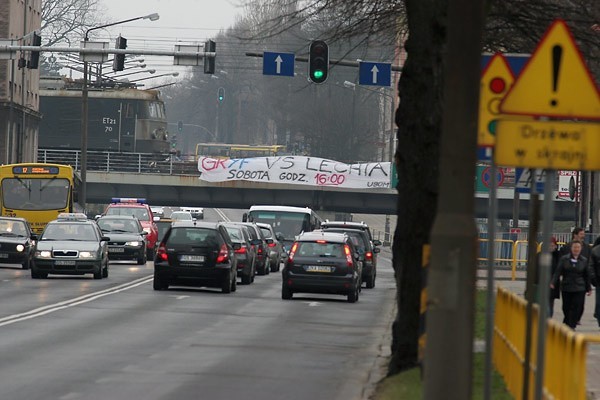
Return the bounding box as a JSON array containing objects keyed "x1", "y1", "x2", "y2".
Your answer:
[
  {"x1": 216, "y1": 243, "x2": 229, "y2": 264},
  {"x1": 365, "y1": 251, "x2": 373, "y2": 261},
  {"x1": 257, "y1": 246, "x2": 263, "y2": 254},
  {"x1": 156, "y1": 244, "x2": 168, "y2": 261},
  {"x1": 287, "y1": 242, "x2": 298, "y2": 263},
  {"x1": 344, "y1": 245, "x2": 353, "y2": 266},
  {"x1": 268, "y1": 242, "x2": 276, "y2": 248},
  {"x1": 235, "y1": 245, "x2": 247, "y2": 254}
]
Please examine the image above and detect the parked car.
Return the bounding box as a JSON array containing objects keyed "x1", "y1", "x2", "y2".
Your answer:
[
  {"x1": 31, "y1": 213, "x2": 109, "y2": 279},
  {"x1": 320, "y1": 221, "x2": 382, "y2": 288},
  {"x1": 96, "y1": 215, "x2": 148, "y2": 265},
  {"x1": 282, "y1": 231, "x2": 362, "y2": 303},
  {"x1": 0, "y1": 217, "x2": 36, "y2": 269},
  {"x1": 235, "y1": 222, "x2": 270, "y2": 276},
  {"x1": 223, "y1": 222, "x2": 259, "y2": 284},
  {"x1": 256, "y1": 222, "x2": 286, "y2": 272},
  {"x1": 153, "y1": 221, "x2": 238, "y2": 293}
]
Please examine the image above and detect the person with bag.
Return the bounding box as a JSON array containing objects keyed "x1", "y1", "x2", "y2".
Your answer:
[{"x1": 550, "y1": 240, "x2": 592, "y2": 330}]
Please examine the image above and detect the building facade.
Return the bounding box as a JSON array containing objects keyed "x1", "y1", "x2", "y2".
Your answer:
[{"x1": 0, "y1": 0, "x2": 42, "y2": 164}]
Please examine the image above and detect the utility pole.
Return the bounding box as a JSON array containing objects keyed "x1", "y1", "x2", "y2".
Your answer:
[{"x1": 423, "y1": 0, "x2": 485, "y2": 399}]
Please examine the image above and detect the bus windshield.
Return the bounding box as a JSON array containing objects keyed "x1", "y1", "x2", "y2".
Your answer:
[
  {"x1": 247, "y1": 210, "x2": 310, "y2": 244},
  {"x1": 1, "y1": 177, "x2": 70, "y2": 210}
]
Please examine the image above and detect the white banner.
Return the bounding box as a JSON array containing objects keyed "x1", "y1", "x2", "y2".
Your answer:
[
  {"x1": 198, "y1": 156, "x2": 392, "y2": 189},
  {"x1": 557, "y1": 170, "x2": 578, "y2": 201}
]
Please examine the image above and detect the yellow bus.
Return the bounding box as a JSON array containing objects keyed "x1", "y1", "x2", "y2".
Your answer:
[
  {"x1": 0, "y1": 163, "x2": 80, "y2": 233},
  {"x1": 195, "y1": 143, "x2": 287, "y2": 160}
]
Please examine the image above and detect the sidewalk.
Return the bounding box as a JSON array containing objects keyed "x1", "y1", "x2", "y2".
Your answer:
[{"x1": 477, "y1": 266, "x2": 600, "y2": 398}]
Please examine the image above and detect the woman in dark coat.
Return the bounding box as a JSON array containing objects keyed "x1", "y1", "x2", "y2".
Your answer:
[
  {"x1": 536, "y1": 237, "x2": 561, "y2": 317},
  {"x1": 551, "y1": 240, "x2": 592, "y2": 329}
]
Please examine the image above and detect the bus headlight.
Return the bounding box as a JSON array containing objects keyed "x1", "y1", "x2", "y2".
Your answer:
[
  {"x1": 16, "y1": 244, "x2": 25, "y2": 252},
  {"x1": 35, "y1": 250, "x2": 52, "y2": 258},
  {"x1": 125, "y1": 241, "x2": 141, "y2": 247},
  {"x1": 79, "y1": 251, "x2": 97, "y2": 259}
]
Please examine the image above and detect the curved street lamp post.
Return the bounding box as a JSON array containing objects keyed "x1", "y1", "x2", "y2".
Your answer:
[{"x1": 80, "y1": 13, "x2": 159, "y2": 211}]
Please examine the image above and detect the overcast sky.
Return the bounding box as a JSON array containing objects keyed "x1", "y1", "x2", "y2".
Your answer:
[{"x1": 96, "y1": 0, "x2": 243, "y2": 87}]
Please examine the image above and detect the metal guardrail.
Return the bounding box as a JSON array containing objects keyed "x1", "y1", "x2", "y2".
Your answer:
[
  {"x1": 37, "y1": 149, "x2": 199, "y2": 175},
  {"x1": 494, "y1": 287, "x2": 600, "y2": 399}
]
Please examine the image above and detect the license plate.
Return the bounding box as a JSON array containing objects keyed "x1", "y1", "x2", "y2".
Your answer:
[
  {"x1": 306, "y1": 265, "x2": 333, "y2": 273},
  {"x1": 180, "y1": 255, "x2": 204, "y2": 262},
  {"x1": 0, "y1": 253, "x2": 8, "y2": 258},
  {"x1": 55, "y1": 260, "x2": 76, "y2": 266},
  {"x1": 109, "y1": 247, "x2": 125, "y2": 253}
]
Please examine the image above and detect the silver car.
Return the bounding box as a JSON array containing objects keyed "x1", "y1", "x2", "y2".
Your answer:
[{"x1": 256, "y1": 222, "x2": 286, "y2": 272}]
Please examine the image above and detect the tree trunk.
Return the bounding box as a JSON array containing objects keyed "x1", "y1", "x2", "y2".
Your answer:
[{"x1": 388, "y1": 0, "x2": 446, "y2": 374}]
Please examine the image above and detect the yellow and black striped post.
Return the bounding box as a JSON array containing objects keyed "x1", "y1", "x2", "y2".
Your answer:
[{"x1": 419, "y1": 244, "x2": 430, "y2": 367}]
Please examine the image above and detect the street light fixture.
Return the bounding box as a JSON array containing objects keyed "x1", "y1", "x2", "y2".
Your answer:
[
  {"x1": 129, "y1": 71, "x2": 179, "y2": 84},
  {"x1": 80, "y1": 13, "x2": 159, "y2": 211}
]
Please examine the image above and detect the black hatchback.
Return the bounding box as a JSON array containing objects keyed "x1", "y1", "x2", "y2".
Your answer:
[
  {"x1": 153, "y1": 221, "x2": 238, "y2": 293},
  {"x1": 282, "y1": 231, "x2": 362, "y2": 303},
  {"x1": 0, "y1": 217, "x2": 36, "y2": 269}
]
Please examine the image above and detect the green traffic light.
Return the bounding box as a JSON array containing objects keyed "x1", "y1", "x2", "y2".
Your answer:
[{"x1": 313, "y1": 70, "x2": 324, "y2": 79}]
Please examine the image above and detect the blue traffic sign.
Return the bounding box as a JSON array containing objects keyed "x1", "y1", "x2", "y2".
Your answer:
[
  {"x1": 515, "y1": 168, "x2": 545, "y2": 194},
  {"x1": 477, "y1": 147, "x2": 493, "y2": 161},
  {"x1": 263, "y1": 52, "x2": 295, "y2": 77},
  {"x1": 359, "y1": 61, "x2": 391, "y2": 86}
]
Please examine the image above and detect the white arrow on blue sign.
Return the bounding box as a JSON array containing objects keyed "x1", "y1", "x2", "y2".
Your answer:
[
  {"x1": 359, "y1": 61, "x2": 392, "y2": 86},
  {"x1": 263, "y1": 52, "x2": 295, "y2": 77}
]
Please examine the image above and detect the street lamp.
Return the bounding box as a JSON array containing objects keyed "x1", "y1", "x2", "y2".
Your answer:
[
  {"x1": 79, "y1": 13, "x2": 159, "y2": 212},
  {"x1": 128, "y1": 71, "x2": 179, "y2": 84}
]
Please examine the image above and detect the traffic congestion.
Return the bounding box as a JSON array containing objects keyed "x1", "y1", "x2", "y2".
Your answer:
[{"x1": 0, "y1": 203, "x2": 396, "y2": 400}]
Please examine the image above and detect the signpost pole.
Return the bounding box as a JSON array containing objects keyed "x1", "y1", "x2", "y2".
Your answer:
[
  {"x1": 534, "y1": 169, "x2": 555, "y2": 400},
  {"x1": 484, "y1": 160, "x2": 497, "y2": 400}
]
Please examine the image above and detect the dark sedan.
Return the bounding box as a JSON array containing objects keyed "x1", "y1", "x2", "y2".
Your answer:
[
  {"x1": 0, "y1": 217, "x2": 36, "y2": 269},
  {"x1": 282, "y1": 231, "x2": 362, "y2": 303},
  {"x1": 153, "y1": 221, "x2": 238, "y2": 293},
  {"x1": 31, "y1": 214, "x2": 110, "y2": 279},
  {"x1": 96, "y1": 215, "x2": 148, "y2": 265}
]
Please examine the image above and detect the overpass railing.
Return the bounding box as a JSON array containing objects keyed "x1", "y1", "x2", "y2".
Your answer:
[{"x1": 37, "y1": 149, "x2": 199, "y2": 175}]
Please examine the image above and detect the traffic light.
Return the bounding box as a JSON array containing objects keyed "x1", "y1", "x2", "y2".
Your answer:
[
  {"x1": 308, "y1": 40, "x2": 329, "y2": 84},
  {"x1": 204, "y1": 40, "x2": 216, "y2": 74},
  {"x1": 112, "y1": 35, "x2": 127, "y2": 72},
  {"x1": 478, "y1": 54, "x2": 513, "y2": 147},
  {"x1": 217, "y1": 87, "x2": 225, "y2": 102},
  {"x1": 27, "y1": 32, "x2": 42, "y2": 69},
  {"x1": 177, "y1": 120, "x2": 183, "y2": 132}
]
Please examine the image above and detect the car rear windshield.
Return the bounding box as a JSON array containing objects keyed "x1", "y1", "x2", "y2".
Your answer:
[
  {"x1": 258, "y1": 226, "x2": 273, "y2": 239},
  {"x1": 297, "y1": 241, "x2": 344, "y2": 257},
  {"x1": 167, "y1": 227, "x2": 220, "y2": 247},
  {"x1": 322, "y1": 229, "x2": 367, "y2": 251},
  {"x1": 106, "y1": 206, "x2": 150, "y2": 221},
  {"x1": 225, "y1": 226, "x2": 243, "y2": 241}
]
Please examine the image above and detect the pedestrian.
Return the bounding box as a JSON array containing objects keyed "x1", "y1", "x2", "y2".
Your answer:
[
  {"x1": 560, "y1": 227, "x2": 591, "y2": 260},
  {"x1": 536, "y1": 237, "x2": 561, "y2": 317},
  {"x1": 588, "y1": 238, "x2": 600, "y2": 328},
  {"x1": 551, "y1": 240, "x2": 592, "y2": 330}
]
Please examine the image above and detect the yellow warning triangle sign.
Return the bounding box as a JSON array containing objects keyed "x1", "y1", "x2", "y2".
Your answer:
[{"x1": 500, "y1": 19, "x2": 600, "y2": 120}]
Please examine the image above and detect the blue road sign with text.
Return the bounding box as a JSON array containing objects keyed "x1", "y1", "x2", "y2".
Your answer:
[
  {"x1": 263, "y1": 52, "x2": 295, "y2": 77},
  {"x1": 515, "y1": 168, "x2": 545, "y2": 194},
  {"x1": 359, "y1": 62, "x2": 391, "y2": 86}
]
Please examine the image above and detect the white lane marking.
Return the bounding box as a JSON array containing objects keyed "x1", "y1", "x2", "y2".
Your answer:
[
  {"x1": 306, "y1": 302, "x2": 321, "y2": 307},
  {"x1": 214, "y1": 208, "x2": 230, "y2": 222},
  {"x1": 0, "y1": 275, "x2": 153, "y2": 327},
  {"x1": 173, "y1": 295, "x2": 190, "y2": 300}
]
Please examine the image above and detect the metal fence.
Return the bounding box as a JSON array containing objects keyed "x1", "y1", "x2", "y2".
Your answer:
[{"x1": 37, "y1": 149, "x2": 199, "y2": 175}]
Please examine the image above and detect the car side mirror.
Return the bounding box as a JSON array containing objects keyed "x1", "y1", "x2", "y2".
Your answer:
[
  {"x1": 372, "y1": 239, "x2": 382, "y2": 247},
  {"x1": 232, "y1": 243, "x2": 242, "y2": 251},
  {"x1": 373, "y1": 247, "x2": 381, "y2": 254},
  {"x1": 140, "y1": 231, "x2": 148, "y2": 236},
  {"x1": 101, "y1": 236, "x2": 110, "y2": 242},
  {"x1": 266, "y1": 238, "x2": 274, "y2": 245}
]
